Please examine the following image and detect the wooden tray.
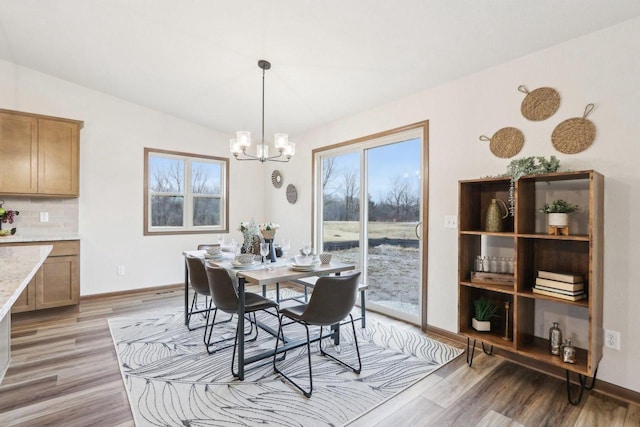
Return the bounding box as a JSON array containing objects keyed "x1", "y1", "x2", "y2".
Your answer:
[{"x1": 471, "y1": 271, "x2": 514, "y2": 285}]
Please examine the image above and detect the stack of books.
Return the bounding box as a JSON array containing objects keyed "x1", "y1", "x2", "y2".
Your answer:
[{"x1": 532, "y1": 271, "x2": 586, "y2": 301}]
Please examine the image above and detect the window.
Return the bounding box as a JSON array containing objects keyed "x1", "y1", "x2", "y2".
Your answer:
[{"x1": 144, "y1": 148, "x2": 229, "y2": 235}]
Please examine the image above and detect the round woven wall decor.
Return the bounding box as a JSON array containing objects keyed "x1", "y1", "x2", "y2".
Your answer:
[
  {"x1": 518, "y1": 85, "x2": 560, "y2": 121},
  {"x1": 551, "y1": 104, "x2": 596, "y2": 154},
  {"x1": 479, "y1": 127, "x2": 525, "y2": 158}
]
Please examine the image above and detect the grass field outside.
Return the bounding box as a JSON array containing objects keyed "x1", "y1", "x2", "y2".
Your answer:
[{"x1": 323, "y1": 221, "x2": 420, "y2": 315}]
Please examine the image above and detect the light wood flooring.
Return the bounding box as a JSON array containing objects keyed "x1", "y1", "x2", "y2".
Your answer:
[{"x1": 1, "y1": 286, "x2": 639, "y2": 426}]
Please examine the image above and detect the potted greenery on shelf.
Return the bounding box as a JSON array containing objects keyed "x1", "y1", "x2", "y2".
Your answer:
[
  {"x1": 472, "y1": 298, "x2": 498, "y2": 332},
  {"x1": 539, "y1": 199, "x2": 579, "y2": 227}
]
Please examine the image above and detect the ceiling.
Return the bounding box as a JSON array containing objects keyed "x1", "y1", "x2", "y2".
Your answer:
[{"x1": 1, "y1": 1, "x2": 639, "y2": 140}]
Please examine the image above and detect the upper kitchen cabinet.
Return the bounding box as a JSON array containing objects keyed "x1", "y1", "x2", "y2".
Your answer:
[{"x1": 0, "y1": 109, "x2": 83, "y2": 197}]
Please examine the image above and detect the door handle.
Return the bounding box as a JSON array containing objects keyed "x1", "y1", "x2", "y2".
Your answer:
[{"x1": 415, "y1": 222, "x2": 422, "y2": 240}]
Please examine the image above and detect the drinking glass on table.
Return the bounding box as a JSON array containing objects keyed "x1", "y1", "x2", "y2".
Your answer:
[
  {"x1": 260, "y1": 243, "x2": 270, "y2": 268},
  {"x1": 281, "y1": 239, "x2": 291, "y2": 258},
  {"x1": 302, "y1": 241, "x2": 312, "y2": 257}
]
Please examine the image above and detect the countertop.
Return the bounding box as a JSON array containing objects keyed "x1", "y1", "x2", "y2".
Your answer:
[
  {"x1": 0, "y1": 245, "x2": 53, "y2": 320},
  {"x1": 0, "y1": 235, "x2": 81, "y2": 244}
]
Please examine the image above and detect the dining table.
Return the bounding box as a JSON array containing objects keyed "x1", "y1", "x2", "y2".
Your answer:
[{"x1": 182, "y1": 250, "x2": 358, "y2": 380}]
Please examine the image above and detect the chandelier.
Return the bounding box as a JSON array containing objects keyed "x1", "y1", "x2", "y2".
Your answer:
[{"x1": 230, "y1": 60, "x2": 295, "y2": 163}]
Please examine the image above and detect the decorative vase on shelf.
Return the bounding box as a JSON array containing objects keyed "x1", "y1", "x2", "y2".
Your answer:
[
  {"x1": 549, "y1": 322, "x2": 562, "y2": 355},
  {"x1": 485, "y1": 199, "x2": 508, "y2": 232},
  {"x1": 472, "y1": 318, "x2": 491, "y2": 332},
  {"x1": 547, "y1": 213, "x2": 569, "y2": 227}
]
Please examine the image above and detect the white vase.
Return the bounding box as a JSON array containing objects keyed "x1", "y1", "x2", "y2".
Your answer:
[
  {"x1": 548, "y1": 213, "x2": 569, "y2": 227},
  {"x1": 472, "y1": 318, "x2": 491, "y2": 332}
]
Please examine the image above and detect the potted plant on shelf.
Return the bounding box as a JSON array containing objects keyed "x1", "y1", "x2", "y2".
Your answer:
[
  {"x1": 472, "y1": 298, "x2": 498, "y2": 332},
  {"x1": 539, "y1": 199, "x2": 579, "y2": 228}
]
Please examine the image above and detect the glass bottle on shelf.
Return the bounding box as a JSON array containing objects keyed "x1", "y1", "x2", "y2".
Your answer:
[
  {"x1": 507, "y1": 257, "x2": 514, "y2": 274},
  {"x1": 549, "y1": 322, "x2": 562, "y2": 355},
  {"x1": 563, "y1": 339, "x2": 576, "y2": 364},
  {"x1": 490, "y1": 256, "x2": 498, "y2": 273},
  {"x1": 499, "y1": 257, "x2": 507, "y2": 273},
  {"x1": 482, "y1": 256, "x2": 490, "y2": 272},
  {"x1": 475, "y1": 255, "x2": 483, "y2": 272}
]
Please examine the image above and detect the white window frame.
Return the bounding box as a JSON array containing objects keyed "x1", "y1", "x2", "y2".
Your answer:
[{"x1": 144, "y1": 148, "x2": 229, "y2": 235}]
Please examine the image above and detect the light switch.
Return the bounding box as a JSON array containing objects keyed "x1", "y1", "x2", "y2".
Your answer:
[{"x1": 40, "y1": 212, "x2": 49, "y2": 222}]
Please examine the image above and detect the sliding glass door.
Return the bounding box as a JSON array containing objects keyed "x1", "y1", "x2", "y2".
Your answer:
[{"x1": 314, "y1": 123, "x2": 428, "y2": 325}]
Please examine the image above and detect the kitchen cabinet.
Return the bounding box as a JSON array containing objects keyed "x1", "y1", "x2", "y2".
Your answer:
[
  {"x1": 458, "y1": 170, "x2": 603, "y2": 404},
  {"x1": 10, "y1": 240, "x2": 80, "y2": 313},
  {"x1": 0, "y1": 109, "x2": 82, "y2": 197}
]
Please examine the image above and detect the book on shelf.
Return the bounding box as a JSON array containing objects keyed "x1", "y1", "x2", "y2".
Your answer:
[
  {"x1": 533, "y1": 284, "x2": 585, "y2": 296},
  {"x1": 532, "y1": 287, "x2": 586, "y2": 301},
  {"x1": 534, "y1": 277, "x2": 584, "y2": 292},
  {"x1": 537, "y1": 270, "x2": 583, "y2": 283}
]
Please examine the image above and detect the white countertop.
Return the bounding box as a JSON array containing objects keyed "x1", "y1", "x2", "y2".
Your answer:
[
  {"x1": 0, "y1": 245, "x2": 53, "y2": 320},
  {"x1": 0, "y1": 235, "x2": 80, "y2": 244}
]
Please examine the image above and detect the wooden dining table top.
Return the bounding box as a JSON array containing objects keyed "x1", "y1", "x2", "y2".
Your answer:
[{"x1": 208, "y1": 259, "x2": 356, "y2": 286}]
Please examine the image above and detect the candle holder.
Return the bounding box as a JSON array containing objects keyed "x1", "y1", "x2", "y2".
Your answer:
[{"x1": 502, "y1": 301, "x2": 512, "y2": 341}]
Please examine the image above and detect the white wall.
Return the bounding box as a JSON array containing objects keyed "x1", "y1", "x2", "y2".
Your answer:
[
  {"x1": 268, "y1": 18, "x2": 640, "y2": 392},
  {"x1": 0, "y1": 60, "x2": 265, "y2": 294}
]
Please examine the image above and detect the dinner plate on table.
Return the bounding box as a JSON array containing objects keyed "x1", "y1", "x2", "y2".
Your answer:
[
  {"x1": 289, "y1": 262, "x2": 320, "y2": 272},
  {"x1": 231, "y1": 260, "x2": 261, "y2": 269}
]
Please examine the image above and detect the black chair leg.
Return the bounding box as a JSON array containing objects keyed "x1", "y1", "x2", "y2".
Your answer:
[
  {"x1": 319, "y1": 314, "x2": 361, "y2": 374},
  {"x1": 204, "y1": 308, "x2": 244, "y2": 355},
  {"x1": 274, "y1": 316, "x2": 313, "y2": 398}
]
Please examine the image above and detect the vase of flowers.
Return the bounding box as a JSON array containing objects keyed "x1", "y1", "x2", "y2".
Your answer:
[
  {"x1": 0, "y1": 201, "x2": 19, "y2": 236},
  {"x1": 238, "y1": 218, "x2": 260, "y2": 255},
  {"x1": 259, "y1": 222, "x2": 280, "y2": 262}
]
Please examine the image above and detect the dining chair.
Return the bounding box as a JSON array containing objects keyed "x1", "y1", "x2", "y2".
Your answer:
[
  {"x1": 273, "y1": 272, "x2": 362, "y2": 397},
  {"x1": 184, "y1": 244, "x2": 218, "y2": 329},
  {"x1": 205, "y1": 265, "x2": 279, "y2": 375}
]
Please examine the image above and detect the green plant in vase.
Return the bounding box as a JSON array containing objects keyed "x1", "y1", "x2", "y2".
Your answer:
[
  {"x1": 472, "y1": 298, "x2": 498, "y2": 332},
  {"x1": 539, "y1": 199, "x2": 579, "y2": 229}
]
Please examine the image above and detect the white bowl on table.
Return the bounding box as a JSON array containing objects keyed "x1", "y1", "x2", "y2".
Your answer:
[{"x1": 294, "y1": 255, "x2": 313, "y2": 266}]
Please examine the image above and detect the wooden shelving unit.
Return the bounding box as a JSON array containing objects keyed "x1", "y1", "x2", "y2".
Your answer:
[{"x1": 458, "y1": 171, "x2": 604, "y2": 403}]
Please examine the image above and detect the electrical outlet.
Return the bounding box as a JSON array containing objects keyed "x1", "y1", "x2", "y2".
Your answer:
[
  {"x1": 39, "y1": 211, "x2": 49, "y2": 222},
  {"x1": 604, "y1": 329, "x2": 620, "y2": 350},
  {"x1": 444, "y1": 215, "x2": 458, "y2": 229},
  {"x1": 117, "y1": 265, "x2": 126, "y2": 276}
]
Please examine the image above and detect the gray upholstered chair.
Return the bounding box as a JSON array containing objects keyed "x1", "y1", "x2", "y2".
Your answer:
[
  {"x1": 273, "y1": 272, "x2": 362, "y2": 397},
  {"x1": 184, "y1": 244, "x2": 219, "y2": 330},
  {"x1": 184, "y1": 255, "x2": 219, "y2": 343},
  {"x1": 205, "y1": 265, "x2": 279, "y2": 376}
]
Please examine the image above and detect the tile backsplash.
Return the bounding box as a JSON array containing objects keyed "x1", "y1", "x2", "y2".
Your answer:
[{"x1": 0, "y1": 197, "x2": 78, "y2": 237}]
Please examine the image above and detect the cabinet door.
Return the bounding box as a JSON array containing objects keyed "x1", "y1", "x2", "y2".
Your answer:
[
  {"x1": 37, "y1": 255, "x2": 79, "y2": 309},
  {"x1": 0, "y1": 112, "x2": 38, "y2": 194},
  {"x1": 11, "y1": 271, "x2": 40, "y2": 313},
  {"x1": 37, "y1": 119, "x2": 79, "y2": 196}
]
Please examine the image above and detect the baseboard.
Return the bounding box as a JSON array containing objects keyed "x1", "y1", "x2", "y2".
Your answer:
[
  {"x1": 424, "y1": 326, "x2": 640, "y2": 406},
  {"x1": 80, "y1": 283, "x2": 183, "y2": 301}
]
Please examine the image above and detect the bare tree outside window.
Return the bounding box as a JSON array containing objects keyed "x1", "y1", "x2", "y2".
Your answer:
[{"x1": 144, "y1": 148, "x2": 228, "y2": 235}]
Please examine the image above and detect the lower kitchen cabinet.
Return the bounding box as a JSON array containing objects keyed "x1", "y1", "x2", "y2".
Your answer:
[{"x1": 11, "y1": 240, "x2": 79, "y2": 313}]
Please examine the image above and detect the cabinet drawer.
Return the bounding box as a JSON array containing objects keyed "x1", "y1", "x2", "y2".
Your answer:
[{"x1": 47, "y1": 240, "x2": 79, "y2": 256}]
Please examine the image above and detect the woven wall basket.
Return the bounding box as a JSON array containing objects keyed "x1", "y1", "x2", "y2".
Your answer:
[
  {"x1": 552, "y1": 104, "x2": 596, "y2": 154},
  {"x1": 480, "y1": 127, "x2": 525, "y2": 158},
  {"x1": 518, "y1": 85, "x2": 560, "y2": 121}
]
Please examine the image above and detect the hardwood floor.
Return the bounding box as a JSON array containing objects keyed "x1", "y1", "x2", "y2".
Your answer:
[{"x1": 1, "y1": 286, "x2": 638, "y2": 426}]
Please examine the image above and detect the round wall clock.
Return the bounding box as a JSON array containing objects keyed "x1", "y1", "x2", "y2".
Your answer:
[
  {"x1": 286, "y1": 184, "x2": 298, "y2": 204},
  {"x1": 271, "y1": 170, "x2": 283, "y2": 188}
]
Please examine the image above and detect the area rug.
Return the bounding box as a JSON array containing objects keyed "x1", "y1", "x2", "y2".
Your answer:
[{"x1": 109, "y1": 292, "x2": 462, "y2": 427}]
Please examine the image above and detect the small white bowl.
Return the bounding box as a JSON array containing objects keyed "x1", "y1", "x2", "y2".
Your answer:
[{"x1": 294, "y1": 255, "x2": 313, "y2": 266}]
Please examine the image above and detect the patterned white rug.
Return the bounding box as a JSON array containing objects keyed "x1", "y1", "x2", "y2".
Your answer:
[{"x1": 109, "y1": 293, "x2": 462, "y2": 426}]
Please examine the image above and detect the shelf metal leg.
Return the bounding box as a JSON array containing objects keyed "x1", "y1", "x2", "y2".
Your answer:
[
  {"x1": 565, "y1": 367, "x2": 598, "y2": 405},
  {"x1": 466, "y1": 338, "x2": 476, "y2": 366},
  {"x1": 481, "y1": 342, "x2": 494, "y2": 355}
]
